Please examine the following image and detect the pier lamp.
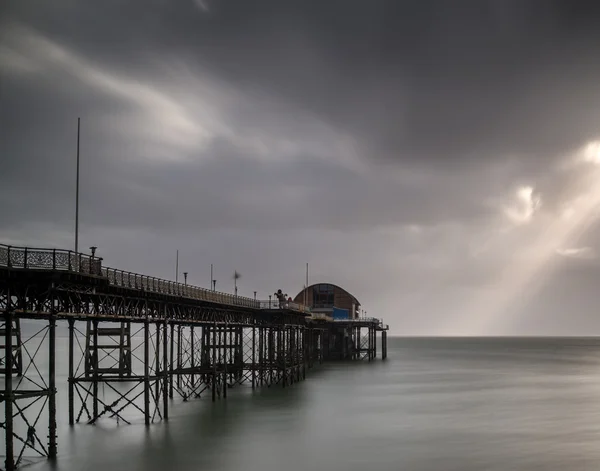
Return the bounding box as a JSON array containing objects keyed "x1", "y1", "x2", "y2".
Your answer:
[
  {"x1": 183, "y1": 272, "x2": 188, "y2": 285},
  {"x1": 254, "y1": 291, "x2": 257, "y2": 300},
  {"x1": 89, "y1": 246, "x2": 97, "y2": 258},
  {"x1": 212, "y1": 279, "x2": 216, "y2": 291}
]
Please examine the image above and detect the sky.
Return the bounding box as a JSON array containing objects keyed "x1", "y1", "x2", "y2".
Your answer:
[{"x1": 3, "y1": 1, "x2": 600, "y2": 335}]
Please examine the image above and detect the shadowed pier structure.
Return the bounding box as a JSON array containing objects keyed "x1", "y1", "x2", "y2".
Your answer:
[{"x1": 0, "y1": 243, "x2": 388, "y2": 470}]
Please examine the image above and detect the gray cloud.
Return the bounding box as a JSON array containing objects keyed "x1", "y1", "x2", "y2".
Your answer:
[{"x1": 4, "y1": 1, "x2": 600, "y2": 335}]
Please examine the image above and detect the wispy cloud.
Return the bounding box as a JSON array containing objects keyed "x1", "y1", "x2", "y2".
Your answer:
[{"x1": 555, "y1": 247, "x2": 596, "y2": 260}]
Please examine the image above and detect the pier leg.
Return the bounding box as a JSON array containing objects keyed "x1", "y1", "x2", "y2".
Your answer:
[
  {"x1": 212, "y1": 323, "x2": 217, "y2": 402},
  {"x1": 169, "y1": 322, "x2": 174, "y2": 399},
  {"x1": 302, "y1": 327, "x2": 306, "y2": 380},
  {"x1": 223, "y1": 323, "x2": 228, "y2": 399},
  {"x1": 373, "y1": 326, "x2": 377, "y2": 359},
  {"x1": 269, "y1": 327, "x2": 274, "y2": 386},
  {"x1": 258, "y1": 326, "x2": 264, "y2": 386},
  {"x1": 144, "y1": 320, "x2": 150, "y2": 426},
  {"x1": 163, "y1": 320, "x2": 169, "y2": 421},
  {"x1": 68, "y1": 318, "x2": 75, "y2": 425},
  {"x1": 49, "y1": 314, "x2": 57, "y2": 459},
  {"x1": 177, "y1": 325, "x2": 182, "y2": 391},
  {"x1": 282, "y1": 325, "x2": 286, "y2": 388},
  {"x1": 4, "y1": 309, "x2": 14, "y2": 471},
  {"x1": 252, "y1": 322, "x2": 256, "y2": 389},
  {"x1": 155, "y1": 323, "x2": 160, "y2": 410},
  {"x1": 92, "y1": 319, "x2": 99, "y2": 420},
  {"x1": 382, "y1": 331, "x2": 387, "y2": 360},
  {"x1": 190, "y1": 325, "x2": 195, "y2": 394}
]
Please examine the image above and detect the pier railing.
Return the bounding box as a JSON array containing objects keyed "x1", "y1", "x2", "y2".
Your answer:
[
  {"x1": 258, "y1": 299, "x2": 312, "y2": 314},
  {"x1": 100, "y1": 266, "x2": 259, "y2": 308},
  {"x1": 334, "y1": 317, "x2": 388, "y2": 329},
  {"x1": 0, "y1": 244, "x2": 319, "y2": 313},
  {"x1": 0, "y1": 244, "x2": 102, "y2": 275}
]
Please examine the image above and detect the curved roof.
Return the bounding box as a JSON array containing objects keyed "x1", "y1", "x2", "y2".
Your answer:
[{"x1": 294, "y1": 283, "x2": 360, "y2": 306}]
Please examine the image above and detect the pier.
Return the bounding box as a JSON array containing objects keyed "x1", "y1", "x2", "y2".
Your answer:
[{"x1": 0, "y1": 243, "x2": 388, "y2": 470}]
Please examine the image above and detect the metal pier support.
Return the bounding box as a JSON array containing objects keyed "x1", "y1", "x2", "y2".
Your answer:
[{"x1": 2, "y1": 297, "x2": 57, "y2": 470}]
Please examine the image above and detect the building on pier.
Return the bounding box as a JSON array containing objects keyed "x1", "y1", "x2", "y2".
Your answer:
[{"x1": 293, "y1": 283, "x2": 360, "y2": 320}]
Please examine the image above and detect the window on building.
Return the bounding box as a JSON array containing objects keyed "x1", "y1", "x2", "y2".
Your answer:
[{"x1": 313, "y1": 284, "x2": 334, "y2": 308}]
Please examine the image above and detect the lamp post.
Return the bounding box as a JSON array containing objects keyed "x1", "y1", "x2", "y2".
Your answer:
[
  {"x1": 183, "y1": 272, "x2": 188, "y2": 286},
  {"x1": 253, "y1": 291, "x2": 257, "y2": 300},
  {"x1": 212, "y1": 279, "x2": 216, "y2": 291},
  {"x1": 268, "y1": 295, "x2": 272, "y2": 309},
  {"x1": 89, "y1": 246, "x2": 97, "y2": 258}
]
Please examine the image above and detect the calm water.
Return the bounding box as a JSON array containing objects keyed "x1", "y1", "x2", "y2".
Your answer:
[{"x1": 14, "y1": 337, "x2": 600, "y2": 470}]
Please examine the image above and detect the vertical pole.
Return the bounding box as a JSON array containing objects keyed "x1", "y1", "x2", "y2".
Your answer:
[
  {"x1": 68, "y1": 318, "x2": 75, "y2": 425},
  {"x1": 301, "y1": 327, "x2": 306, "y2": 376},
  {"x1": 163, "y1": 320, "x2": 169, "y2": 421},
  {"x1": 373, "y1": 326, "x2": 377, "y2": 359},
  {"x1": 175, "y1": 250, "x2": 179, "y2": 283},
  {"x1": 48, "y1": 313, "x2": 57, "y2": 458},
  {"x1": 252, "y1": 322, "x2": 256, "y2": 388},
  {"x1": 223, "y1": 323, "x2": 228, "y2": 399},
  {"x1": 212, "y1": 323, "x2": 217, "y2": 402},
  {"x1": 258, "y1": 327, "x2": 264, "y2": 386},
  {"x1": 92, "y1": 319, "x2": 99, "y2": 421},
  {"x1": 5, "y1": 307, "x2": 14, "y2": 471},
  {"x1": 169, "y1": 322, "x2": 174, "y2": 399},
  {"x1": 155, "y1": 323, "x2": 160, "y2": 407},
  {"x1": 144, "y1": 320, "x2": 150, "y2": 426},
  {"x1": 190, "y1": 325, "x2": 195, "y2": 393},
  {"x1": 269, "y1": 327, "x2": 274, "y2": 386},
  {"x1": 294, "y1": 327, "x2": 298, "y2": 382},
  {"x1": 176, "y1": 325, "x2": 182, "y2": 391},
  {"x1": 75, "y1": 117, "x2": 80, "y2": 254},
  {"x1": 282, "y1": 324, "x2": 286, "y2": 388},
  {"x1": 382, "y1": 331, "x2": 387, "y2": 360}
]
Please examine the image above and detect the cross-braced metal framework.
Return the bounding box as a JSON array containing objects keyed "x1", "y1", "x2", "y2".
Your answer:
[
  {"x1": 170, "y1": 324, "x2": 211, "y2": 401},
  {"x1": 68, "y1": 319, "x2": 168, "y2": 427},
  {"x1": 1, "y1": 292, "x2": 57, "y2": 471}
]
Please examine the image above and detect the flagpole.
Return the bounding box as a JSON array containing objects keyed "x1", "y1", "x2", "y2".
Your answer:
[{"x1": 75, "y1": 117, "x2": 80, "y2": 254}]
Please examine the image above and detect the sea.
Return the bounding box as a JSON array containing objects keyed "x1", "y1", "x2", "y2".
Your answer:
[{"x1": 8, "y1": 336, "x2": 600, "y2": 471}]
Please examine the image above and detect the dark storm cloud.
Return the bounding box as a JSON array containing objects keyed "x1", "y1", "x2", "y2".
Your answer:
[{"x1": 6, "y1": 0, "x2": 600, "y2": 167}]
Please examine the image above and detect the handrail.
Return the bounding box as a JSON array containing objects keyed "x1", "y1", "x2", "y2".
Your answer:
[
  {"x1": 0, "y1": 244, "x2": 102, "y2": 275},
  {"x1": 0, "y1": 244, "x2": 280, "y2": 311},
  {"x1": 100, "y1": 266, "x2": 259, "y2": 308},
  {"x1": 258, "y1": 299, "x2": 312, "y2": 314},
  {"x1": 334, "y1": 317, "x2": 385, "y2": 326}
]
